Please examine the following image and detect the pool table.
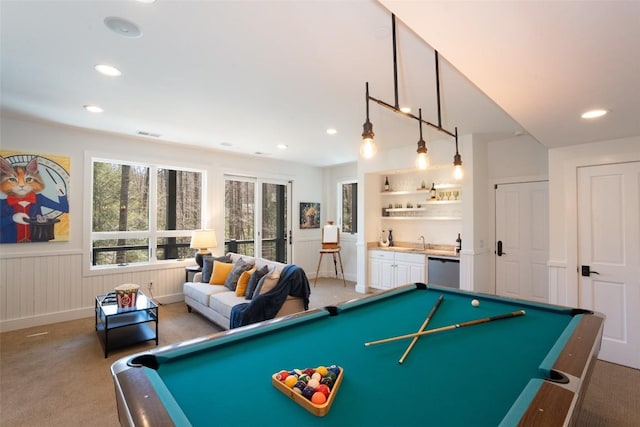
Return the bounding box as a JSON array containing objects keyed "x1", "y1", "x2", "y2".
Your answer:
[{"x1": 111, "y1": 284, "x2": 604, "y2": 427}]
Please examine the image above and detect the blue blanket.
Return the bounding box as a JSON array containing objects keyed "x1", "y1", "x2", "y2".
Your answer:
[{"x1": 229, "y1": 264, "x2": 311, "y2": 328}]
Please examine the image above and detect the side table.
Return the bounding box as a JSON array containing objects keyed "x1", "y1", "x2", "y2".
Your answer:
[
  {"x1": 185, "y1": 265, "x2": 202, "y2": 282},
  {"x1": 95, "y1": 291, "x2": 158, "y2": 358}
]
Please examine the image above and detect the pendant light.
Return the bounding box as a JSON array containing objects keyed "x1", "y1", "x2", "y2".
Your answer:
[
  {"x1": 453, "y1": 129, "x2": 463, "y2": 180},
  {"x1": 415, "y1": 108, "x2": 429, "y2": 170},
  {"x1": 361, "y1": 14, "x2": 463, "y2": 171},
  {"x1": 360, "y1": 82, "x2": 377, "y2": 159}
]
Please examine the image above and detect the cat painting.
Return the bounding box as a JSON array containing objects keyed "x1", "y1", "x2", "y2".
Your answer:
[{"x1": 0, "y1": 156, "x2": 69, "y2": 243}]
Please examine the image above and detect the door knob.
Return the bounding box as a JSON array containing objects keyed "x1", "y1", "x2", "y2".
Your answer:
[
  {"x1": 581, "y1": 265, "x2": 600, "y2": 277},
  {"x1": 497, "y1": 241, "x2": 507, "y2": 256}
]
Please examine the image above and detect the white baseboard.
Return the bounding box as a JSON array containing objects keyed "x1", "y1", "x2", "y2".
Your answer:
[
  {"x1": 0, "y1": 293, "x2": 185, "y2": 333},
  {"x1": 0, "y1": 307, "x2": 94, "y2": 333}
]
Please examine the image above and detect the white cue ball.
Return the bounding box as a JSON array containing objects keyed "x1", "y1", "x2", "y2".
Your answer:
[{"x1": 471, "y1": 299, "x2": 480, "y2": 307}]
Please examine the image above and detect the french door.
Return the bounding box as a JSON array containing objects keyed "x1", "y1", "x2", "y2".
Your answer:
[{"x1": 224, "y1": 176, "x2": 291, "y2": 263}]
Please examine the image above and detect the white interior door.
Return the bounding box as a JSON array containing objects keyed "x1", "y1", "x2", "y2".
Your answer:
[
  {"x1": 495, "y1": 181, "x2": 549, "y2": 302},
  {"x1": 578, "y1": 162, "x2": 640, "y2": 369}
]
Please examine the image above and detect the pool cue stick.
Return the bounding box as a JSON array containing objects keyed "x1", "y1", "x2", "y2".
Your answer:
[
  {"x1": 398, "y1": 295, "x2": 444, "y2": 364},
  {"x1": 365, "y1": 310, "x2": 526, "y2": 347}
]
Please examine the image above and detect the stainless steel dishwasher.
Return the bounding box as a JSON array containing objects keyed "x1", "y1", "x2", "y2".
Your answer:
[{"x1": 427, "y1": 257, "x2": 460, "y2": 288}]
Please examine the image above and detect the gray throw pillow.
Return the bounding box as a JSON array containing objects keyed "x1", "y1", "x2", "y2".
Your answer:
[
  {"x1": 201, "y1": 255, "x2": 232, "y2": 283},
  {"x1": 224, "y1": 258, "x2": 254, "y2": 291},
  {"x1": 245, "y1": 265, "x2": 269, "y2": 299}
]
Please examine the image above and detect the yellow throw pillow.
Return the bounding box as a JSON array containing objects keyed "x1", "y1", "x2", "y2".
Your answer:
[
  {"x1": 209, "y1": 261, "x2": 234, "y2": 285},
  {"x1": 235, "y1": 268, "x2": 256, "y2": 296}
]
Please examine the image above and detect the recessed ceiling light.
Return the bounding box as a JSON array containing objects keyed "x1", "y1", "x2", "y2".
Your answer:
[
  {"x1": 84, "y1": 104, "x2": 104, "y2": 113},
  {"x1": 581, "y1": 109, "x2": 607, "y2": 119},
  {"x1": 95, "y1": 64, "x2": 122, "y2": 77},
  {"x1": 136, "y1": 0, "x2": 156, "y2": 3},
  {"x1": 326, "y1": 128, "x2": 337, "y2": 135},
  {"x1": 220, "y1": 142, "x2": 232, "y2": 147},
  {"x1": 277, "y1": 144, "x2": 288, "y2": 150},
  {"x1": 400, "y1": 107, "x2": 411, "y2": 114},
  {"x1": 104, "y1": 16, "x2": 142, "y2": 38}
]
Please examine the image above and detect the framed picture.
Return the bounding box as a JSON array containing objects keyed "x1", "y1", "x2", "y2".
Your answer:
[
  {"x1": 299, "y1": 202, "x2": 320, "y2": 229},
  {"x1": 1, "y1": 150, "x2": 71, "y2": 243}
]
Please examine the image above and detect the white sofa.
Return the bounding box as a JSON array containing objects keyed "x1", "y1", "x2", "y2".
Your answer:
[{"x1": 183, "y1": 253, "x2": 308, "y2": 329}]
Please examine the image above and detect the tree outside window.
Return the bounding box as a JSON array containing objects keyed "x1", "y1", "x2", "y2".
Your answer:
[
  {"x1": 91, "y1": 159, "x2": 203, "y2": 267},
  {"x1": 340, "y1": 181, "x2": 357, "y2": 234}
]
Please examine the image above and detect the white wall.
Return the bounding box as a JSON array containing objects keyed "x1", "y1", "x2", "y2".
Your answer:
[
  {"x1": 318, "y1": 162, "x2": 358, "y2": 282},
  {"x1": 484, "y1": 135, "x2": 549, "y2": 293},
  {"x1": 547, "y1": 136, "x2": 640, "y2": 306},
  {"x1": 0, "y1": 113, "x2": 324, "y2": 331}
]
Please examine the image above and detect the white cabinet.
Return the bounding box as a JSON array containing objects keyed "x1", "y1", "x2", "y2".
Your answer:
[{"x1": 369, "y1": 250, "x2": 425, "y2": 290}]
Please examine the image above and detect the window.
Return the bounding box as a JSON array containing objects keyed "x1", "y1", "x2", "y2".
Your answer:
[
  {"x1": 91, "y1": 159, "x2": 203, "y2": 267},
  {"x1": 339, "y1": 181, "x2": 357, "y2": 233}
]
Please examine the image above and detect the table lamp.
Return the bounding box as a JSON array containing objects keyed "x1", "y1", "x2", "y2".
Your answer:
[{"x1": 190, "y1": 229, "x2": 217, "y2": 268}]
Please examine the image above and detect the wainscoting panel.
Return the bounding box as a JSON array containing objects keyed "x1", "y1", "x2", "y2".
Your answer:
[
  {"x1": 548, "y1": 262, "x2": 568, "y2": 306},
  {"x1": 292, "y1": 239, "x2": 320, "y2": 278},
  {"x1": 0, "y1": 252, "x2": 187, "y2": 332}
]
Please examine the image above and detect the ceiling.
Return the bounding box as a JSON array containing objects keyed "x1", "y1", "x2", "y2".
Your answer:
[{"x1": 1, "y1": 1, "x2": 638, "y2": 167}]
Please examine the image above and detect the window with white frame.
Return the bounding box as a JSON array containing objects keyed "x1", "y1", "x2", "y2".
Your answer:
[
  {"x1": 90, "y1": 159, "x2": 203, "y2": 268},
  {"x1": 338, "y1": 180, "x2": 357, "y2": 234}
]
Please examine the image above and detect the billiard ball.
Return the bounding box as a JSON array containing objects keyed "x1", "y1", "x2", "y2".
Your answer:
[
  {"x1": 276, "y1": 370, "x2": 289, "y2": 381},
  {"x1": 307, "y1": 378, "x2": 320, "y2": 389},
  {"x1": 311, "y1": 391, "x2": 327, "y2": 405},
  {"x1": 284, "y1": 376, "x2": 298, "y2": 388},
  {"x1": 315, "y1": 384, "x2": 330, "y2": 398},
  {"x1": 302, "y1": 386, "x2": 316, "y2": 400},
  {"x1": 472, "y1": 299, "x2": 480, "y2": 307}
]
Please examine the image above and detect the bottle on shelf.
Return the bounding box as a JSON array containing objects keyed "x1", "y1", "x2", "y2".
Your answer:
[
  {"x1": 384, "y1": 176, "x2": 390, "y2": 191},
  {"x1": 456, "y1": 233, "x2": 462, "y2": 253},
  {"x1": 388, "y1": 229, "x2": 394, "y2": 247},
  {"x1": 430, "y1": 183, "x2": 436, "y2": 199}
]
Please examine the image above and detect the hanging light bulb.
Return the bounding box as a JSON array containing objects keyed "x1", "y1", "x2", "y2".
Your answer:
[
  {"x1": 453, "y1": 157, "x2": 463, "y2": 180},
  {"x1": 361, "y1": 121, "x2": 376, "y2": 159},
  {"x1": 452, "y1": 130, "x2": 463, "y2": 180},
  {"x1": 360, "y1": 82, "x2": 377, "y2": 159},
  {"x1": 415, "y1": 108, "x2": 430, "y2": 170}
]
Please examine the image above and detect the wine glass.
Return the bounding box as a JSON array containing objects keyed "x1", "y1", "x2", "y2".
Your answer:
[{"x1": 453, "y1": 190, "x2": 459, "y2": 200}]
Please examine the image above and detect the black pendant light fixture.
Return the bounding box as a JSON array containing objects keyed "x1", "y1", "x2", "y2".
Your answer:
[
  {"x1": 360, "y1": 14, "x2": 463, "y2": 179},
  {"x1": 415, "y1": 108, "x2": 429, "y2": 170},
  {"x1": 360, "y1": 82, "x2": 377, "y2": 159},
  {"x1": 453, "y1": 130, "x2": 463, "y2": 180}
]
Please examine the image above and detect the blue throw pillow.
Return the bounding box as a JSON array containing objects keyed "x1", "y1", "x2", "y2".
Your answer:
[
  {"x1": 245, "y1": 265, "x2": 269, "y2": 299},
  {"x1": 201, "y1": 255, "x2": 231, "y2": 283}
]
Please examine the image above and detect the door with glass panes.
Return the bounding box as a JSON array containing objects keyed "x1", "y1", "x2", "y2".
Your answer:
[{"x1": 224, "y1": 176, "x2": 291, "y2": 263}]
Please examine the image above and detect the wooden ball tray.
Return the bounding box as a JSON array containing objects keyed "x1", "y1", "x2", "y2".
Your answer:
[{"x1": 271, "y1": 367, "x2": 344, "y2": 417}]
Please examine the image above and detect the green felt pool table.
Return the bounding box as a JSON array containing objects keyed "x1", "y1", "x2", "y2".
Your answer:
[{"x1": 111, "y1": 284, "x2": 604, "y2": 427}]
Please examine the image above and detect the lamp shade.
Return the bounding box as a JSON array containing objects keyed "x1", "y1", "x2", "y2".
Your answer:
[{"x1": 190, "y1": 230, "x2": 217, "y2": 252}]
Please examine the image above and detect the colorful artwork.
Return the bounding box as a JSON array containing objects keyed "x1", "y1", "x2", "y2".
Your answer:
[
  {"x1": 299, "y1": 202, "x2": 320, "y2": 229},
  {"x1": 0, "y1": 150, "x2": 70, "y2": 243}
]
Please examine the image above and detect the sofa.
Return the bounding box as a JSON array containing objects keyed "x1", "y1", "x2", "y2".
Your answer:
[{"x1": 183, "y1": 253, "x2": 310, "y2": 329}]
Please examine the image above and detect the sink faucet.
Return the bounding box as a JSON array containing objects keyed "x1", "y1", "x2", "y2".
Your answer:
[{"x1": 419, "y1": 235, "x2": 426, "y2": 250}]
